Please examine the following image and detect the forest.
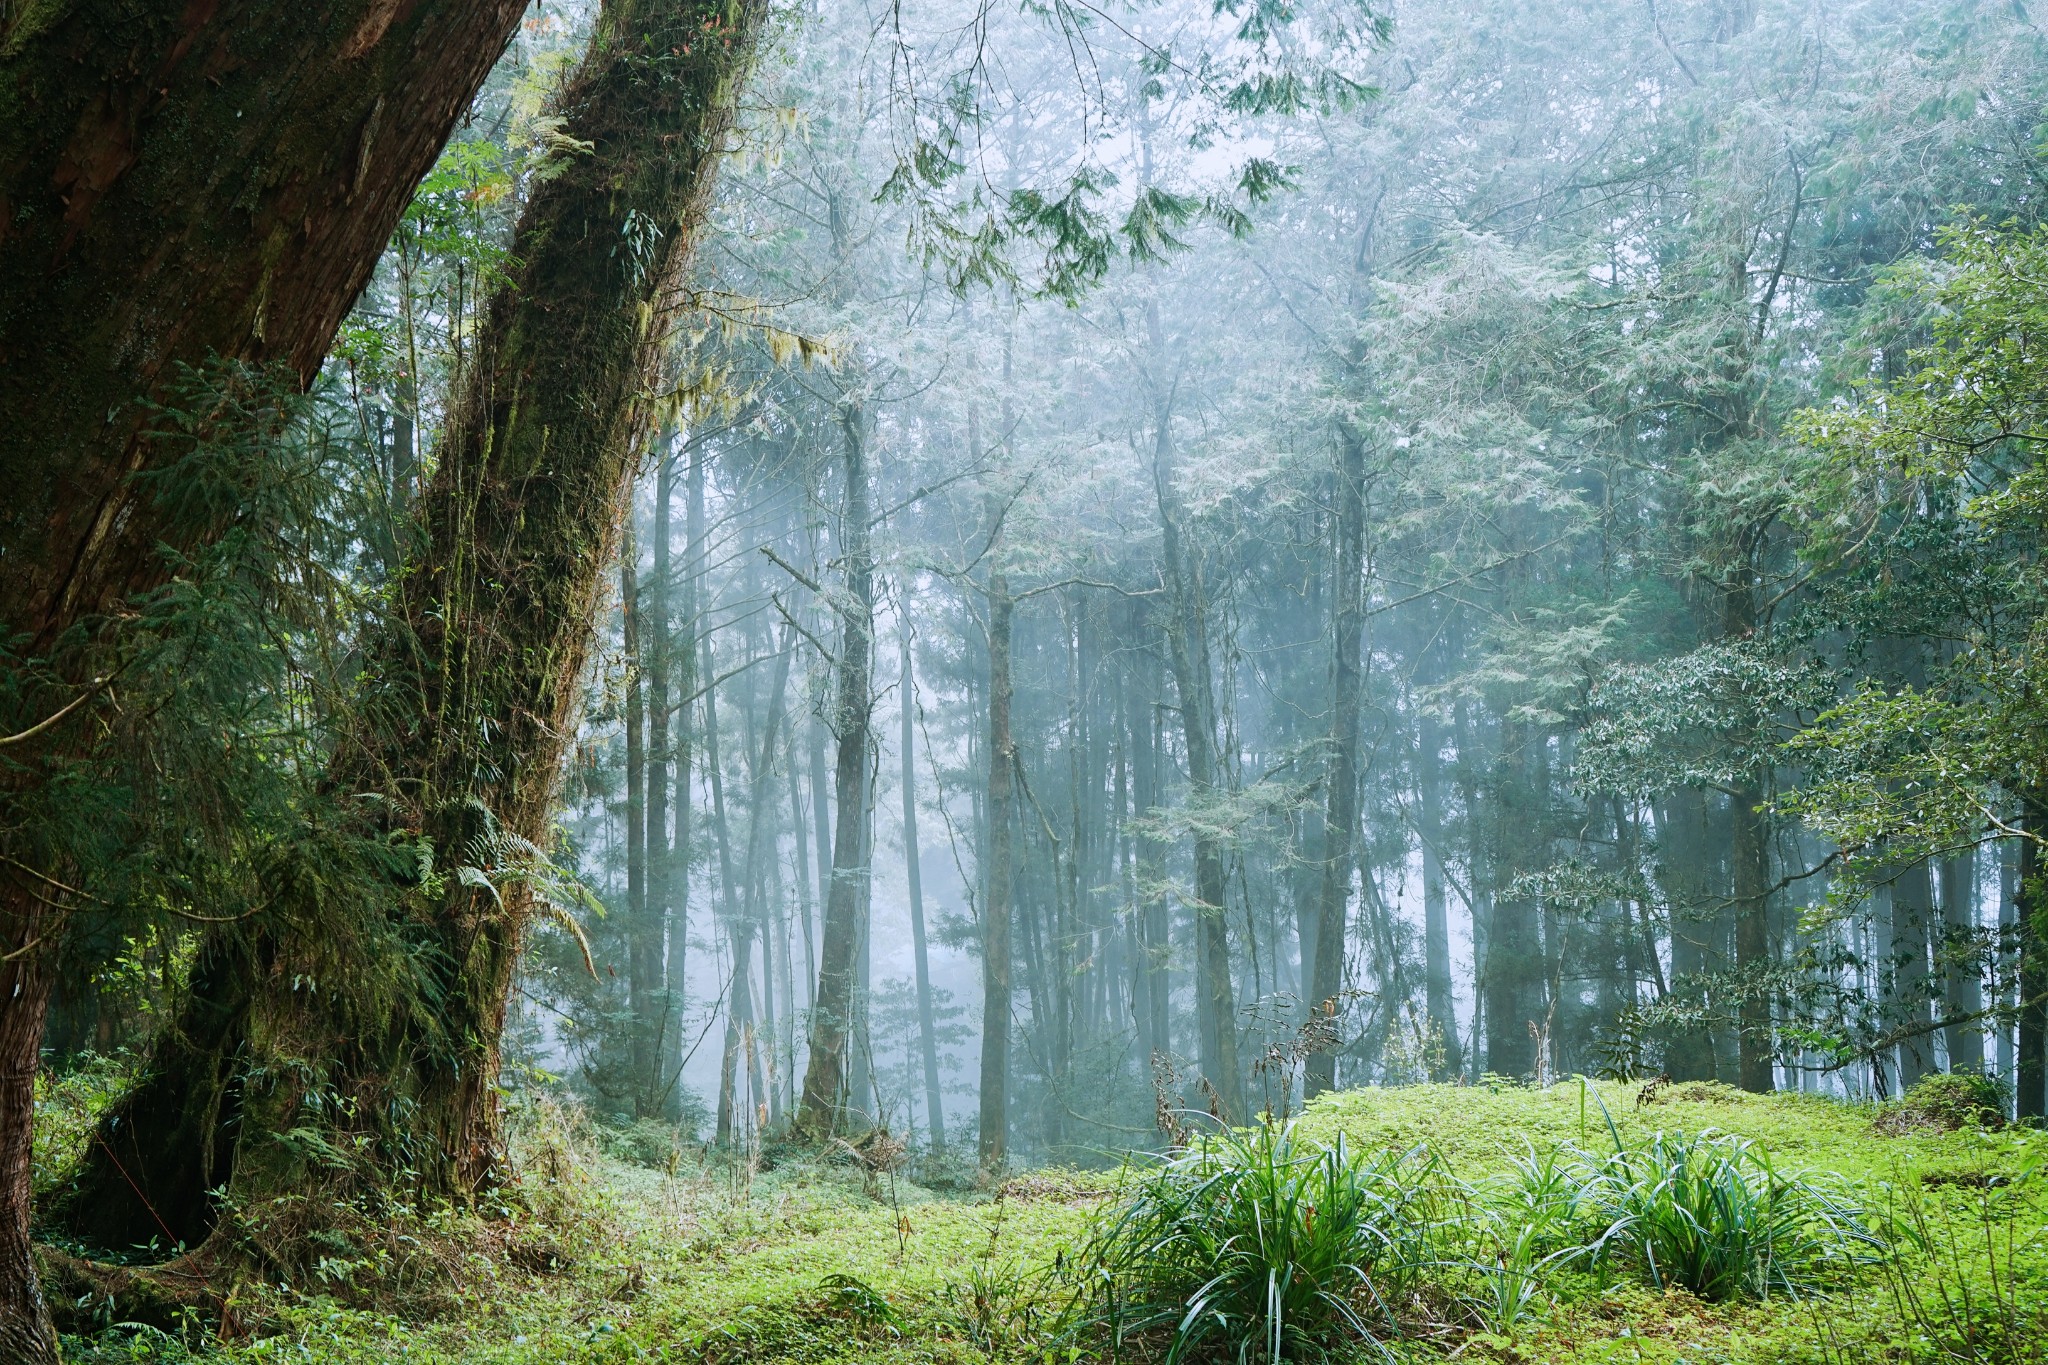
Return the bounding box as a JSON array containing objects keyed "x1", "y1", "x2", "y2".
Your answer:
[{"x1": 4, "y1": 0, "x2": 2048, "y2": 1361}]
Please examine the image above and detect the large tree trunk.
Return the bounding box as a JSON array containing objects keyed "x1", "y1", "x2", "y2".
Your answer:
[
  {"x1": 2018, "y1": 796, "x2": 2048, "y2": 1120},
  {"x1": 0, "y1": 950, "x2": 56, "y2": 1363},
  {"x1": 49, "y1": 0, "x2": 764, "y2": 1285},
  {"x1": 797, "y1": 402, "x2": 877, "y2": 1136},
  {"x1": 1128, "y1": 643, "x2": 1171, "y2": 1066},
  {"x1": 1306, "y1": 430, "x2": 1366, "y2": 1098},
  {"x1": 0, "y1": 5, "x2": 535, "y2": 1348},
  {"x1": 0, "y1": 0, "x2": 532, "y2": 658}
]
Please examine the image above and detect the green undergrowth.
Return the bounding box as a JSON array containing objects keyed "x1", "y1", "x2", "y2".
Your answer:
[{"x1": 48, "y1": 1077, "x2": 2048, "y2": 1363}]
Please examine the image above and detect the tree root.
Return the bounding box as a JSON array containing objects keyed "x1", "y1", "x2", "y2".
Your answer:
[{"x1": 38, "y1": 1243, "x2": 231, "y2": 1336}]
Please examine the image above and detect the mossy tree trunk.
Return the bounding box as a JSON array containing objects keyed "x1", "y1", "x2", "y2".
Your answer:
[
  {"x1": 52, "y1": 0, "x2": 763, "y2": 1281},
  {"x1": 1, "y1": 5, "x2": 535, "y2": 1352},
  {"x1": 0, "y1": 0, "x2": 532, "y2": 655}
]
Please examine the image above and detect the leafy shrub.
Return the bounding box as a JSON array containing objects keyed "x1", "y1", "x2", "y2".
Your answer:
[
  {"x1": 1060, "y1": 1122, "x2": 1447, "y2": 1363},
  {"x1": 597, "y1": 1116, "x2": 690, "y2": 1170},
  {"x1": 1584, "y1": 1129, "x2": 1876, "y2": 1301},
  {"x1": 32, "y1": 1050, "x2": 137, "y2": 1198},
  {"x1": 1879, "y1": 1072, "x2": 2006, "y2": 1134}
]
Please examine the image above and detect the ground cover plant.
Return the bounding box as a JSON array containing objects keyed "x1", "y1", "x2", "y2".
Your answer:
[{"x1": 37, "y1": 1077, "x2": 2044, "y2": 1363}]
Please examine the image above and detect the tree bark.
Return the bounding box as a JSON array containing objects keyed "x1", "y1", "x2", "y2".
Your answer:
[
  {"x1": 798, "y1": 401, "x2": 877, "y2": 1136},
  {"x1": 2018, "y1": 796, "x2": 2047, "y2": 1119},
  {"x1": 1729, "y1": 777, "x2": 1773, "y2": 1093},
  {"x1": 0, "y1": 949, "x2": 56, "y2": 1364},
  {"x1": 0, "y1": 0, "x2": 532, "y2": 660},
  {"x1": 1306, "y1": 429, "x2": 1367, "y2": 1098},
  {"x1": 0, "y1": 5, "x2": 538, "y2": 1348},
  {"x1": 49, "y1": 0, "x2": 764, "y2": 1283},
  {"x1": 732, "y1": 635, "x2": 793, "y2": 1137}
]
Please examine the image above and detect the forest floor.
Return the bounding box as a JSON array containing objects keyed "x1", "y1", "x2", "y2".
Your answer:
[{"x1": 39, "y1": 1075, "x2": 2048, "y2": 1364}]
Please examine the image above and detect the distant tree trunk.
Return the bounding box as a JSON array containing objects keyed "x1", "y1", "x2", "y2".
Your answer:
[
  {"x1": 718, "y1": 922, "x2": 759, "y2": 1143},
  {"x1": 1657, "y1": 789, "x2": 1719, "y2": 1081},
  {"x1": 623, "y1": 524, "x2": 654, "y2": 1112},
  {"x1": 1418, "y1": 711, "x2": 1463, "y2": 1079},
  {"x1": 664, "y1": 450, "x2": 707, "y2": 1104},
  {"x1": 742, "y1": 638, "x2": 794, "y2": 1131},
  {"x1": 1723, "y1": 553, "x2": 1775, "y2": 1094},
  {"x1": 642, "y1": 444, "x2": 676, "y2": 1116},
  {"x1": 707, "y1": 630, "x2": 745, "y2": 1143},
  {"x1": 1484, "y1": 721, "x2": 1545, "y2": 1080},
  {"x1": 1730, "y1": 776, "x2": 1774, "y2": 1093},
  {"x1": 853, "y1": 786, "x2": 879, "y2": 1125},
  {"x1": 1145, "y1": 696, "x2": 1173, "y2": 1065},
  {"x1": 789, "y1": 738, "x2": 818, "y2": 1015},
  {"x1": 1941, "y1": 850, "x2": 1983, "y2": 1073},
  {"x1": 810, "y1": 722, "x2": 836, "y2": 951},
  {"x1": 1306, "y1": 429, "x2": 1367, "y2": 1098},
  {"x1": 49, "y1": 0, "x2": 764, "y2": 1287},
  {"x1": 798, "y1": 401, "x2": 877, "y2": 1136},
  {"x1": 979, "y1": 527, "x2": 1016, "y2": 1168},
  {"x1": 1891, "y1": 859, "x2": 1935, "y2": 1090},
  {"x1": 1154, "y1": 434, "x2": 1243, "y2": 1120},
  {"x1": 1452, "y1": 697, "x2": 1491, "y2": 1080},
  {"x1": 901, "y1": 622, "x2": 947, "y2": 1151}
]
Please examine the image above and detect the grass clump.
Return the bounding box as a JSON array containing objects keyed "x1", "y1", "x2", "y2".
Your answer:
[
  {"x1": 1060, "y1": 1122, "x2": 1446, "y2": 1364},
  {"x1": 1584, "y1": 1128, "x2": 1877, "y2": 1301},
  {"x1": 1879, "y1": 1071, "x2": 2007, "y2": 1135}
]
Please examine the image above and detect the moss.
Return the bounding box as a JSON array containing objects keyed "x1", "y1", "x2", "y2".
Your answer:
[{"x1": 51, "y1": 1081, "x2": 2048, "y2": 1362}]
